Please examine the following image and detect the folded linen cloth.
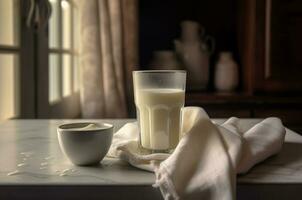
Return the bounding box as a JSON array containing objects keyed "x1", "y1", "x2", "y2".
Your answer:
[{"x1": 107, "y1": 107, "x2": 286, "y2": 200}]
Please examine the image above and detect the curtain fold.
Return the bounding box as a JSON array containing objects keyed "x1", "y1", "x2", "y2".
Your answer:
[{"x1": 80, "y1": 0, "x2": 138, "y2": 118}]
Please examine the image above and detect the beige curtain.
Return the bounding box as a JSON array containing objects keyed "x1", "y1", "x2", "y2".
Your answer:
[{"x1": 80, "y1": 0, "x2": 138, "y2": 118}]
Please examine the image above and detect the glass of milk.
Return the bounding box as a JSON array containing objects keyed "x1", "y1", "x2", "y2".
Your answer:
[{"x1": 133, "y1": 70, "x2": 186, "y2": 153}]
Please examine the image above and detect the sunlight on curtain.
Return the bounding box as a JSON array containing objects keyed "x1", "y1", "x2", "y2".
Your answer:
[{"x1": 80, "y1": 0, "x2": 138, "y2": 118}]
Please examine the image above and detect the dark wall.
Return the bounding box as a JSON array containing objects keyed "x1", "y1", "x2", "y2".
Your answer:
[{"x1": 139, "y1": 0, "x2": 239, "y2": 69}]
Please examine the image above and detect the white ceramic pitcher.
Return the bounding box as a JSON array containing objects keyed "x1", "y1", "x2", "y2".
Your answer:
[{"x1": 174, "y1": 20, "x2": 215, "y2": 90}]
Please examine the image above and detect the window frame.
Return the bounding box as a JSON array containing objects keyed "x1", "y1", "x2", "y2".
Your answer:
[
  {"x1": 40, "y1": 0, "x2": 80, "y2": 118},
  {"x1": 0, "y1": 0, "x2": 81, "y2": 119},
  {"x1": 0, "y1": 0, "x2": 36, "y2": 119}
]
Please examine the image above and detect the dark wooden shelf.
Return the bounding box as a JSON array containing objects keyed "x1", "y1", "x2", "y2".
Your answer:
[
  {"x1": 186, "y1": 92, "x2": 302, "y2": 107},
  {"x1": 185, "y1": 92, "x2": 302, "y2": 134}
]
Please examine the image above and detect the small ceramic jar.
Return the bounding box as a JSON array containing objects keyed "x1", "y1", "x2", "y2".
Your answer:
[{"x1": 214, "y1": 52, "x2": 239, "y2": 92}]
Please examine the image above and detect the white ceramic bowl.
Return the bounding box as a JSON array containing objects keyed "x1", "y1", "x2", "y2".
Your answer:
[{"x1": 57, "y1": 122, "x2": 113, "y2": 166}]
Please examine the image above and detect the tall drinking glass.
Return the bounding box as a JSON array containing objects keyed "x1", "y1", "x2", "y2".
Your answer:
[{"x1": 133, "y1": 70, "x2": 186, "y2": 153}]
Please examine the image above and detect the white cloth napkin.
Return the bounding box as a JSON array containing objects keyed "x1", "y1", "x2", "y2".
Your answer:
[{"x1": 107, "y1": 107, "x2": 286, "y2": 200}]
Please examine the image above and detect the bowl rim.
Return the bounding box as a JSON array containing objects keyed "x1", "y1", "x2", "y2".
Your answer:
[{"x1": 57, "y1": 122, "x2": 113, "y2": 133}]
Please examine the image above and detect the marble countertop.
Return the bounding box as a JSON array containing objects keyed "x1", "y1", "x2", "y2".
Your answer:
[{"x1": 0, "y1": 119, "x2": 302, "y2": 199}]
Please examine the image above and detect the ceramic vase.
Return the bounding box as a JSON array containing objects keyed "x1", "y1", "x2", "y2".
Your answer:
[{"x1": 214, "y1": 52, "x2": 239, "y2": 92}]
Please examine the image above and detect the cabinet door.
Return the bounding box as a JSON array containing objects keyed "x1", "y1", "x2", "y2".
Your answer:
[
  {"x1": 242, "y1": 0, "x2": 302, "y2": 93},
  {"x1": 258, "y1": 0, "x2": 302, "y2": 92}
]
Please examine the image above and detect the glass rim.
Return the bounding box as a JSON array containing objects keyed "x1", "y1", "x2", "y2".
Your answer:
[{"x1": 133, "y1": 70, "x2": 186, "y2": 74}]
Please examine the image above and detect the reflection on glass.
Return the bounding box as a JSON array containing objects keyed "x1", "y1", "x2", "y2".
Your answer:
[
  {"x1": 49, "y1": 54, "x2": 60, "y2": 103},
  {"x1": 62, "y1": 0, "x2": 71, "y2": 49},
  {"x1": 0, "y1": 0, "x2": 19, "y2": 46},
  {"x1": 62, "y1": 54, "x2": 72, "y2": 97},
  {"x1": 49, "y1": 0, "x2": 59, "y2": 48},
  {"x1": 0, "y1": 54, "x2": 19, "y2": 119}
]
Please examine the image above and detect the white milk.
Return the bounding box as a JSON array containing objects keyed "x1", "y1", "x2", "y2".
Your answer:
[{"x1": 135, "y1": 88, "x2": 185, "y2": 150}]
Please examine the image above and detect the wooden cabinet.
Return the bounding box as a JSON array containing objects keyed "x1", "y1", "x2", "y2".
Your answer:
[
  {"x1": 138, "y1": 0, "x2": 302, "y2": 134},
  {"x1": 182, "y1": 0, "x2": 302, "y2": 134},
  {"x1": 240, "y1": 0, "x2": 302, "y2": 94},
  {"x1": 186, "y1": 93, "x2": 302, "y2": 134}
]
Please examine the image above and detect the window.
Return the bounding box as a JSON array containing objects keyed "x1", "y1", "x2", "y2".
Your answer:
[
  {"x1": 0, "y1": 0, "x2": 81, "y2": 119},
  {"x1": 48, "y1": 0, "x2": 80, "y2": 104},
  {"x1": 0, "y1": 0, "x2": 20, "y2": 120}
]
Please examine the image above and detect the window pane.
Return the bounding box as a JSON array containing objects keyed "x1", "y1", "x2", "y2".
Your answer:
[
  {"x1": 62, "y1": 54, "x2": 72, "y2": 97},
  {"x1": 73, "y1": 5, "x2": 80, "y2": 51},
  {"x1": 62, "y1": 0, "x2": 71, "y2": 49},
  {"x1": 0, "y1": 0, "x2": 19, "y2": 46},
  {"x1": 73, "y1": 56, "x2": 80, "y2": 92},
  {"x1": 49, "y1": 54, "x2": 61, "y2": 103},
  {"x1": 0, "y1": 54, "x2": 19, "y2": 119},
  {"x1": 49, "y1": 0, "x2": 59, "y2": 48}
]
